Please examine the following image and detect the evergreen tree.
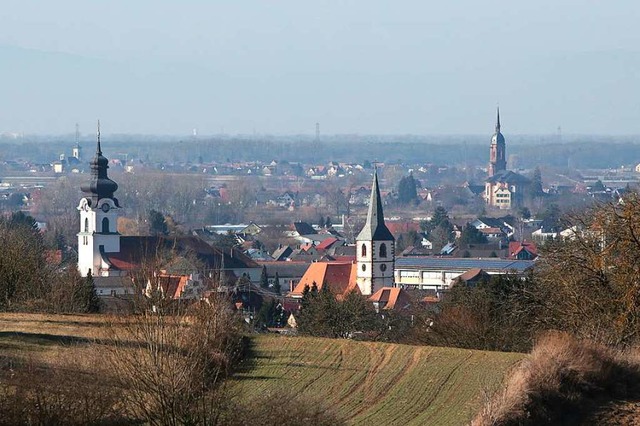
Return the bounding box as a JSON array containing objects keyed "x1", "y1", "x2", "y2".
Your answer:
[
  {"x1": 459, "y1": 223, "x2": 488, "y2": 245},
  {"x1": 529, "y1": 166, "x2": 544, "y2": 196},
  {"x1": 84, "y1": 270, "x2": 101, "y2": 313},
  {"x1": 318, "y1": 215, "x2": 326, "y2": 228},
  {"x1": 518, "y1": 207, "x2": 532, "y2": 221},
  {"x1": 422, "y1": 206, "x2": 450, "y2": 234},
  {"x1": 273, "y1": 272, "x2": 281, "y2": 295},
  {"x1": 397, "y1": 174, "x2": 418, "y2": 204},
  {"x1": 325, "y1": 216, "x2": 332, "y2": 228},
  {"x1": 259, "y1": 265, "x2": 269, "y2": 289},
  {"x1": 256, "y1": 299, "x2": 277, "y2": 328},
  {"x1": 148, "y1": 209, "x2": 168, "y2": 235}
]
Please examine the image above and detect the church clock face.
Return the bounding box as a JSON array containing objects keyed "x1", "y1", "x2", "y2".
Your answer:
[
  {"x1": 101, "y1": 203, "x2": 110, "y2": 213},
  {"x1": 380, "y1": 264, "x2": 387, "y2": 272}
]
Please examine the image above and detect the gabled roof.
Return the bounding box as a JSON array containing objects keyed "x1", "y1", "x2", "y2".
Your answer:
[
  {"x1": 103, "y1": 236, "x2": 259, "y2": 272},
  {"x1": 155, "y1": 274, "x2": 189, "y2": 299},
  {"x1": 257, "y1": 261, "x2": 310, "y2": 278},
  {"x1": 473, "y1": 217, "x2": 505, "y2": 229},
  {"x1": 316, "y1": 237, "x2": 339, "y2": 250},
  {"x1": 293, "y1": 221, "x2": 316, "y2": 235},
  {"x1": 289, "y1": 262, "x2": 359, "y2": 299},
  {"x1": 357, "y1": 170, "x2": 394, "y2": 241},
  {"x1": 486, "y1": 170, "x2": 530, "y2": 185},
  {"x1": 508, "y1": 241, "x2": 538, "y2": 259},
  {"x1": 456, "y1": 268, "x2": 490, "y2": 283},
  {"x1": 440, "y1": 242, "x2": 457, "y2": 255},
  {"x1": 478, "y1": 227, "x2": 504, "y2": 235},
  {"x1": 368, "y1": 287, "x2": 412, "y2": 310},
  {"x1": 271, "y1": 245, "x2": 293, "y2": 261}
]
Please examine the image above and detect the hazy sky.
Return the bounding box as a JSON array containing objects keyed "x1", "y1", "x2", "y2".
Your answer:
[{"x1": 1, "y1": 1, "x2": 639, "y2": 135}]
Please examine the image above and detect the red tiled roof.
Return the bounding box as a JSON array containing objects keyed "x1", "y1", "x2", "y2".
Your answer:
[
  {"x1": 368, "y1": 287, "x2": 412, "y2": 310},
  {"x1": 300, "y1": 243, "x2": 315, "y2": 252},
  {"x1": 385, "y1": 221, "x2": 421, "y2": 236},
  {"x1": 316, "y1": 237, "x2": 339, "y2": 250},
  {"x1": 156, "y1": 274, "x2": 189, "y2": 299},
  {"x1": 457, "y1": 268, "x2": 487, "y2": 282},
  {"x1": 422, "y1": 296, "x2": 440, "y2": 304},
  {"x1": 508, "y1": 241, "x2": 538, "y2": 258},
  {"x1": 289, "y1": 262, "x2": 359, "y2": 299},
  {"x1": 479, "y1": 227, "x2": 503, "y2": 235}
]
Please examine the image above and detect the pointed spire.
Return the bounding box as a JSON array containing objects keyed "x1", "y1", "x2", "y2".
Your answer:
[
  {"x1": 357, "y1": 168, "x2": 394, "y2": 241},
  {"x1": 495, "y1": 106, "x2": 501, "y2": 133},
  {"x1": 96, "y1": 120, "x2": 102, "y2": 155}
]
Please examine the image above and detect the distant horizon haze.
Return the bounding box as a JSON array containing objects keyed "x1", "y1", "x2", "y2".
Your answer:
[{"x1": 1, "y1": 1, "x2": 638, "y2": 135}]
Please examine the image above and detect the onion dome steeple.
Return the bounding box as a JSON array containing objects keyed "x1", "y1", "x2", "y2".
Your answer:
[{"x1": 81, "y1": 121, "x2": 119, "y2": 206}]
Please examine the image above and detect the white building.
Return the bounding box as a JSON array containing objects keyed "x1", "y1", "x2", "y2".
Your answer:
[
  {"x1": 355, "y1": 170, "x2": 395, "y2": 295},
  {"x1": 77, "y1": 124, "x2": 122, "y2": 278}
]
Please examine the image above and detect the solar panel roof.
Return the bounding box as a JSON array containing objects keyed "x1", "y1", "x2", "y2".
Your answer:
[{"x1": 395, "y1": 257, "x2": 535, "y2": 272}]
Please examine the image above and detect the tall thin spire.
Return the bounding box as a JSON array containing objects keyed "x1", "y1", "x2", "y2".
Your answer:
[
  {"x1": 96, "y1": 120, "x2": 102, "y2": 155},
  {"x1": 357, "y1": 168, "x2": 394, "y2": 241},
  {"x1": 495, "y1": 106, "x2": 501, "y2": 133}
]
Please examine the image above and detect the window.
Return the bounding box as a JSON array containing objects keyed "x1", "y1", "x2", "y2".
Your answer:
[
  {"x1": 102, "y1": 217, "x2": 109, "y2": 233},
  {"x1": 84, "y1": 218, "x2": 89, "y2": 232},
  {"x1": 361, "y1": 243, "x2": 367, "y2": 257},
  {"x1": 361, "y1": 264, "x2": 366, "y2": 272},
  {"x1": 380, "y1": 243, "x2": 387, "y2": 258}
]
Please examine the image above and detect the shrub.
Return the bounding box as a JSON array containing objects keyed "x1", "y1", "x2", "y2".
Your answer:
[
  {"x1": 102, "y1": 295, "x2": 246, "y2": 426},
  {"x1": 473, "y1": 331, "x2": 640, "y2": 425}
]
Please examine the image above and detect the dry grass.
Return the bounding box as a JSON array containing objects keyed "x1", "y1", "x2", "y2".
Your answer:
[
  {"x1": 0, "y1": 313, "x2": 525, "y2": 426},
  {"x1": 473, "y1": 331, "x2": 640, "y2": 426}
]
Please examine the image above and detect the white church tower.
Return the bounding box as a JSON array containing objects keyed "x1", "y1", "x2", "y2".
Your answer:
[
  {"x1": 356, "y1": 169, "x2": 395, "y2": 295},
  {"x1": 77, "y1": 122, "x2": 121, "y2": 277}
]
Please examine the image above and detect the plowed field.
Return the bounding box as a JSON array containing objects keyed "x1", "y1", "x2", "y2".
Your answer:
[
  {"x1": 232, "y1": 335, "x2": 524, "y2": 425},
  {"x1": 0, "y1": 314, "x2": 524, "y2": 425}
]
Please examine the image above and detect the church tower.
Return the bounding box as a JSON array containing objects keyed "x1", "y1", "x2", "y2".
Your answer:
[
  {"x1": 72, "y1": 123, "x2": 81, "y2": 160},
  {"x1": 77, "y1": 122, "x2": 121, "y2": 277},
  {"x1": 488, "y1": 107, "x2": 507, "y2": 177},
  {"x1": 356, "y1": 169, "x2": 395, "y2": 295}
]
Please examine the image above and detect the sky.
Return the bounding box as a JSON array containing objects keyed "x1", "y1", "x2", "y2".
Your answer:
[{"x1": 1, "y1": 1, "x2": 639, "y2": 135}]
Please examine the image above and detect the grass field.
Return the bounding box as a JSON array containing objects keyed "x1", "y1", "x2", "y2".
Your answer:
[
  {"x1": 0, "y1": 313, "x2": 524, "y2": 425},
  {"x1": 231, "y1": 336, "x2": 523, "y2": 425}
]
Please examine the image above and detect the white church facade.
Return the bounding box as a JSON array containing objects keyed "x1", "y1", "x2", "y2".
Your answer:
[
  {"x1": 355, "y1": 169, "x2": 396, "y2": 295},
  {"x1": 77, "y1": 123, "x2": 123, "y2": 278}
]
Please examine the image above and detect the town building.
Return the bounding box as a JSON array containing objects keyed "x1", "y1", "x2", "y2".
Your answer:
[
  {"x1": 76, "y1": 125, "x2": 259, "y2": 299},
  {"x1": 484, "y1": 109, "x2": 530, "y2": 209},
  {"x1": 394, "y1": 257, "x2": 534, "y2": 293},
  {"x1": 488, "y1": 107, "x2": 506, "y2": 178},
  {"x1": 355, "y1": 169, "x2": 395, "y2": 295}
]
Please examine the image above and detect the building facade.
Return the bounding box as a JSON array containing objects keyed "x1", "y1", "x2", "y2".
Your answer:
[
  {"x1": 488, "y1": 107, "x2": 506, "y2": 178},
  {"x1": 77, "y1": 123, "x2": 122, "y2": 277},
  {"x1": 355, "y1": 170, "x2": 395, "y2": 295}
]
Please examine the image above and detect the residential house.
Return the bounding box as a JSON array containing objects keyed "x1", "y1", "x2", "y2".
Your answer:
[
  {"x1": 288, "y1": 262, "x2": 359, "y2": 300},
  {"x1": 508, "y1": 241, "x2": 538, "y2": 260},
  {"x1": 368, "y1": 287, "x2": 413, "y2": 312},
  {"x1": 484, "y1": 170, "x2": 530, "y2": 209}
]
